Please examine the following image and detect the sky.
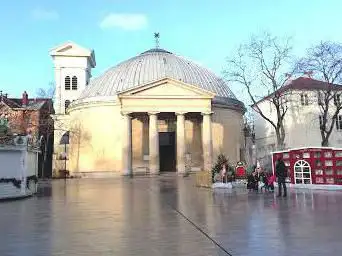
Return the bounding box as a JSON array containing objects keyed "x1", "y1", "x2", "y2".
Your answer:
[{"x1": 1, "y1": 0, "x2": 342, "y2": 99}]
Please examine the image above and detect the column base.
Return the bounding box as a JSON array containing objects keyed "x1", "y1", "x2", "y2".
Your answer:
[
  {"x1": 122, "y1": 170, "x2": 133, "y2": 177},
  {"x1": 177, "y1": 171, "x2": 190, "y2": 177},
  {"x1": 148, "y1": 172, "x2": 160, "y2": 177},
  {"x1": 149, "y1": 169, "x2": 160, "y2": 176}
]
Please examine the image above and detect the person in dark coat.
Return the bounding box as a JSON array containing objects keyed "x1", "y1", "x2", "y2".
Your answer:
[
  {"x1": 247, "y1": 171, "x2": 258, "y2": 191},
  {"x1": 275, "y1": 156, "x2": 287, "y2": 197}
]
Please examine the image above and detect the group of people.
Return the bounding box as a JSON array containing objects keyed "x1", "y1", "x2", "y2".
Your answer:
[{"x1": 247, "y1": 156, "x2": 288, "y2": 197}]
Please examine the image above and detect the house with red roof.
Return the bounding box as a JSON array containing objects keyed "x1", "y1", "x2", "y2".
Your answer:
[
  {"x1": 0, "y1": 91, "x2": 54, "y2": 177},
  {"x1": 252, "y1": 76, "x2": 342, "y2": 168}
]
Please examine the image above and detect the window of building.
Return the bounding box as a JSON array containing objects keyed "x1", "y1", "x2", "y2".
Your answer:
[
  {"x1": 324, "y1": 151, "x2": 332, "y2": 158},
  {"x1": 314, "y1": 152, "x2": 321, "y2": 158},
  {"x1": 65, "y1": 76, "x2": 71, "y2": 90},
  {"x1": 335, "y1": 151, "x2": 342, "y2": 157},
  {"x1": 326, "y1": 177, "x2": 335, "y2": 184},
  {"x1": 65, "y1": 100, "x2": 70, "y2": 113},
  {"x1": 325, "y1": 160, "x2": 333, "y2": 166},
  {"x1": 316, "y1": 177, "x2": 324, "y2": 183},
  {"x1": 336, "y1": 115, "x2": 342, "y2": 130},
  {"x1": 303, "y1": 152, "x2": 310, "y2": 158},
  {"x1": 315, "y1": 169, "x2": 323, "y2": 175},
  {"x1": 72, "y1": 76, "x2": 78, "y2": 90},
  {"x1": 300, "y1": 93, "x2": 309, "y2": 105},
  {"x1": 294, "y1": 160, "x2": 311, "y2": 184},
  {"x1": 325, "y1": 169, "x2": 334, "y2": 176}
]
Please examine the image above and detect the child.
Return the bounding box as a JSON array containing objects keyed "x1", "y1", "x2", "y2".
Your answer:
[
  {"x1": 259, "y1": 171, "x2": 268, "y2": 192},
  {"x1": 267, "y1": 173, "x2": 276, "y2": 192}
]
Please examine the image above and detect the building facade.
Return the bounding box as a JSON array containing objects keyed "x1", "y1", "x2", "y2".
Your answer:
[
  {"x1": 0, "y1": 91, "x2": 54, "y2": 177},
  {"x1": 254, "y1": 77, "x2": 342, "y2": 169},
  {"x1": 51, "y1": 42, "x2": 246, "y2": 177}
]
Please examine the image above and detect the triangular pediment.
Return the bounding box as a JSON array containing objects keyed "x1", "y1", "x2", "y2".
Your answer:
[
  {"x1": 118, "y1": 77, "x2": 216, "y2": 99},
  {"x1": 49, "y1": 41, "x2": 92, "y2": 57}
]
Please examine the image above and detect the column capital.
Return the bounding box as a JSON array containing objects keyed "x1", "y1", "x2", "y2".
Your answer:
[
  {"x1": 121, "y1": 111, "x2": 133, "y2": 116},
  {"x1": 148, "y1": 111, "x2": 160, "y2": 116},
  {"x1": 201, "y1": 111, "x2": 213, "y2": 116},
  {"x1": 175, "y1": 112, "x2": 187, "y2": 116}
]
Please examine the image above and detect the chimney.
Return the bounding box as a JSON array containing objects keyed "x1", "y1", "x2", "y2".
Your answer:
[{"x1": 22, "y1": 91, "x2": 29, "y2": 106}]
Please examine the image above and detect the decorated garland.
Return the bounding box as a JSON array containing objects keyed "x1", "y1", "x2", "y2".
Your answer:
[
  {"x1": 0, "y1": 178, "x2": 21, "y2": 188},
  {"x1": 0, "y1": 175, "x2": 38, "y2": 189}
]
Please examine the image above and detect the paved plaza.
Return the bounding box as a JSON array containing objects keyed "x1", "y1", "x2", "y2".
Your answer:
[{"x1": 1, "y1": 176, "x2": 342, "y2": 255}]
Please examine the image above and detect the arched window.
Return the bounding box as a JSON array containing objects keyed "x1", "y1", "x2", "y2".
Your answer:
[
  {"x1": 294, "y1": 160, "x2": 312, "y2": 184},
  {"x1": 65, "y1": 100, "x2": 70, "y2": 113},
  {"x1": 65, "y1": 76, "x2": 71, "y2": 90},
  {"x1": 72, "y1": 76, "x2": 78, "y2": 90}
]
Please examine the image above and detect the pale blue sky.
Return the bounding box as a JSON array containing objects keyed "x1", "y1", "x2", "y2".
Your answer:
[{"x1": 1, "y1": 0, "x2": 342, "y2": 98}]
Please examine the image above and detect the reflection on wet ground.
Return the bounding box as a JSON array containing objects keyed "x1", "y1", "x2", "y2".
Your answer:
[{"x1": 1, "y1": 176, "x2": 342, "y2": 255}]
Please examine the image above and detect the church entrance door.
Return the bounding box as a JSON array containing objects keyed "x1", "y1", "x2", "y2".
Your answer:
[{"x1": 159, "y1": 132, "x2": 176, "y2": 172}]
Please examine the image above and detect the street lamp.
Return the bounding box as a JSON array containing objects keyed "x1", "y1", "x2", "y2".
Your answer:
[{"x1": 59, "y1": 131, "x2": 69, "y2": 179}]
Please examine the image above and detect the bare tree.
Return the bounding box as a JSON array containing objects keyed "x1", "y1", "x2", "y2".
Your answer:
[
  {"x1": 224, "y1": 32, "x2": 293, "y2": 149},
  {"x1": 296, "y1": 41, "x2": 342, "y2": 146},
  {"x1": 35, "y1": 82, "x2": 55, "y2": 178}
]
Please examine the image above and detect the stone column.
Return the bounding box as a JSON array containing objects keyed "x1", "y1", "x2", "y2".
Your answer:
[
  {"x1": 176, "y1": 112, "x2": 186, "y2": 174},
  {"x1": 202, "y1": 112, "x2": 213, "y2": 171},
  {"x1": 122, "y1": 112, "x2": 132, "y2": 176},
  {"x1": 149, "y1": 112, "x2": 160, "y2": 174}
]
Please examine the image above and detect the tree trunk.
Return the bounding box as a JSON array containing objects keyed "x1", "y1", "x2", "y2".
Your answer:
[
  {"x1": 275, "y1": 128, "x2": 285, "y2": 150},
  {"x1": 41, "y1": 141, "x2": 49, "y2": 178},
  {"x1": 321, "y1": 136, "x2": 329, "y2": 147}
]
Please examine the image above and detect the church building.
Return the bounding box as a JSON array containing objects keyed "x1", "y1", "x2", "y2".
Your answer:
[{"x1": 50, "y1": 40, "x2": 246, "y2": 177}]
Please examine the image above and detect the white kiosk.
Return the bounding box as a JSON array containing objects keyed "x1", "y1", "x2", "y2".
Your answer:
[{"x1": 0, "y1": 118, "x2": 39, "y2": 200}]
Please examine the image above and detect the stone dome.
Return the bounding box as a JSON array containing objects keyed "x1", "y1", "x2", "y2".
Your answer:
[{"x1": 78, "y1": 48, "x2": 244, "y2": 110}]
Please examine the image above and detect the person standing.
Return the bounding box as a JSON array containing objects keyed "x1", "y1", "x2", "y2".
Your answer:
[{"x1": 275, "y1": 156, "x2": 287, "y2": 197}]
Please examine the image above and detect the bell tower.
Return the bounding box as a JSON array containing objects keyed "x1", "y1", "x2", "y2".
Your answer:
[{"x1": 49, "y1": 42, "x2": 96, "y2": 114}]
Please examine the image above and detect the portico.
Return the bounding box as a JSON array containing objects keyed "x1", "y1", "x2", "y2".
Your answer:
[{"x1": 118, "y1": 77, "x2": 215, "y2": 175}]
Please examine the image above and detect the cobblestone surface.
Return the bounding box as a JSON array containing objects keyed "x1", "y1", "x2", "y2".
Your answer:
[{"x1": 1, "y1": 176, "x2": 342, "y2": 255}]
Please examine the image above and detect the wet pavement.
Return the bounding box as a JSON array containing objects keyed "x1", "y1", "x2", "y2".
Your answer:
[{"x1": 1, "y1": 176, "x2": 342, "y2": 256}]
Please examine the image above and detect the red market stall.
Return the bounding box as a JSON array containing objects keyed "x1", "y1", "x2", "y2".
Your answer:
[
  {"x1": 235, "y1": 161, "x2": 246, "y2": 178},
  {"x1": 272, "y1": 147, "x2": 342, "y2": 186}
]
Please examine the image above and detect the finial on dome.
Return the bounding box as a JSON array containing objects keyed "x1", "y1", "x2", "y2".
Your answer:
[{"x1": 154, "y1": 32, "x2": 160, "y2": 49}]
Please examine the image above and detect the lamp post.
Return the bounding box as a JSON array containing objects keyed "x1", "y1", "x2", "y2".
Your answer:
[{"x1": 59, "y1": 131, "x2": 69, "y2": 180}]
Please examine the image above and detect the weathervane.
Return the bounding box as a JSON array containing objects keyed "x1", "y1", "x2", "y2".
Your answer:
[{"x1": 154, "y1": 32, "x2": 160, "y2": 49}]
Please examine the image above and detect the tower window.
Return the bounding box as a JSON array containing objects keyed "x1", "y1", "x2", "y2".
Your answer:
[
  {"x1": 72, "y1": 76, "x2": 78, "y2": 90},
  {"x1": 65, "y1": 76, "x2": 71, "y2": 90},
  {"x1": 300, "y1": 93, "x2": 309, "y2": 105},
  {"x1": 65, "y1": 100, "x2": 70, "y2": 113}
]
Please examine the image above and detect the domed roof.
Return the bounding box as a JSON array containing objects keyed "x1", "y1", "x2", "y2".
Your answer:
[{"x1": 79, "y1": 48, "x2": 238, "y2": 101}]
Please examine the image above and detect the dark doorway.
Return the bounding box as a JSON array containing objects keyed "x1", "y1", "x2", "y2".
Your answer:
[{"x1": 159, "y1": 132, "x2": 176, "y2": 172}]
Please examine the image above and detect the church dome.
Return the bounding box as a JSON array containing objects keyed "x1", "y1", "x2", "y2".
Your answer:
[{"x1": 78, "y1": 48, "x2": 244, "y2": 110}]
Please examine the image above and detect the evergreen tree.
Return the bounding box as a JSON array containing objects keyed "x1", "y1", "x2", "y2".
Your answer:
[{"x1": 211, "y1": 154, "x2": 235, "y2": 182}]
